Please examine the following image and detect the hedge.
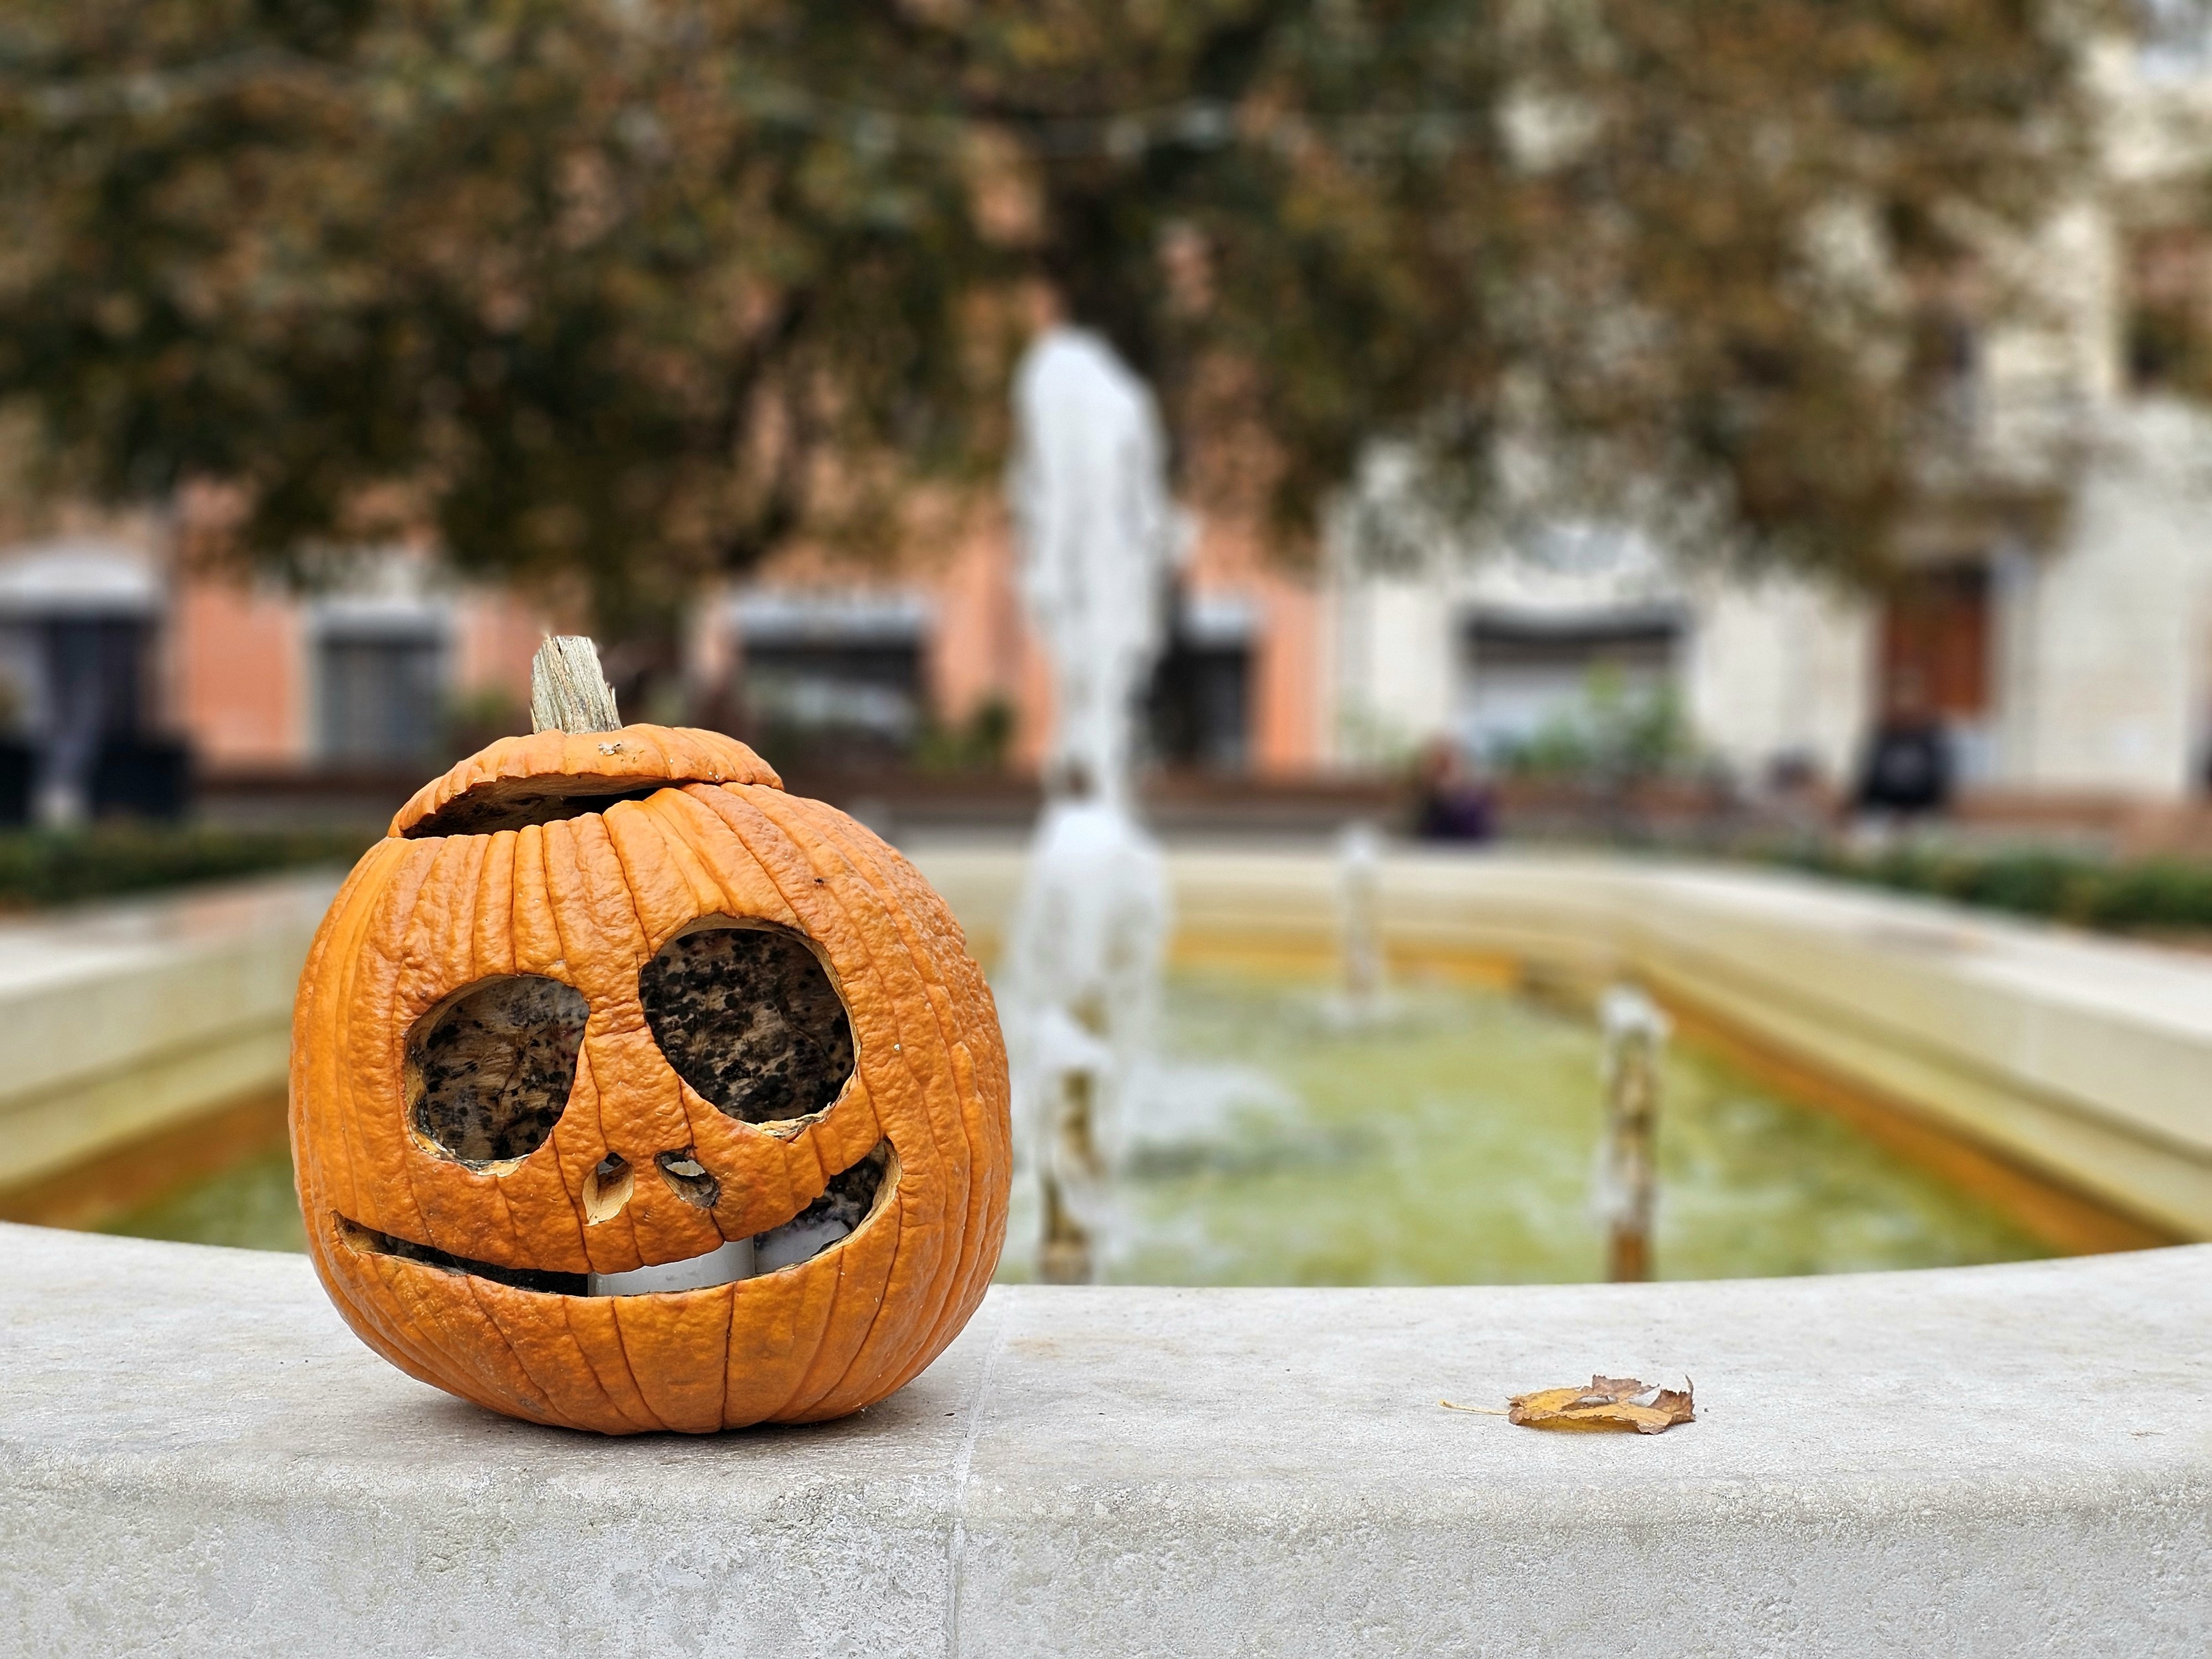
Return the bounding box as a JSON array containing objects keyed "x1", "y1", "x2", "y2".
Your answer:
[
  {"x1": 1772, "y1": 843, "x2": 2212, "y2": 935},
  {"x1": 0, "y1": 826, "x2": 371, "y2": 910}
]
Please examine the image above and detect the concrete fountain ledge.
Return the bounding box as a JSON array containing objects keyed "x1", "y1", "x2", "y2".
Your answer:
[{"x1": 4, "y1": 1224, "x2": 2206, "y2": 1656}]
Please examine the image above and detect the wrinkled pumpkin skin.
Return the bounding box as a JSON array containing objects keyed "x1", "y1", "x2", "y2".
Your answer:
[{"x1": 290, "y1": 726, "x2": 1011, "y2": 1433}]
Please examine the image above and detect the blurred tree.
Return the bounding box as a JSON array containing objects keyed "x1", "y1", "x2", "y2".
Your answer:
[
  {"x1": 0, "y1": 0, "x2": 2113, "y2": 644},
  {"x1": 0, "y1": 0, "x2": 995, "y2": 649}
]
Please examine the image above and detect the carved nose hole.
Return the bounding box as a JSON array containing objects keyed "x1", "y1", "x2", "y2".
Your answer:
[
  {"x1": 655, "y1": 1150, "x2": 720, "y2": 1209},
  {"x1": 581, "y1": 1153, "x2": 634, "y2": 1224}
]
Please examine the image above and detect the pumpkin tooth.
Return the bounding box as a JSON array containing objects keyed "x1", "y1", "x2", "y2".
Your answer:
[{"x1": 586, "y1": 1239, "x2": 756, "y2": 1296}]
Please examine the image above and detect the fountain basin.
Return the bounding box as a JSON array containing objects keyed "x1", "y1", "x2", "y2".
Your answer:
[
  {"x1": 0, "y1": 874, "x2": 335, "y2": 1199},
  {"x1": 3, "y1": 1221, "x2": 2205, "y2": 1655},
  {"x1": 920, "y1": 844, "x2": 2212, "y2": 1243}
]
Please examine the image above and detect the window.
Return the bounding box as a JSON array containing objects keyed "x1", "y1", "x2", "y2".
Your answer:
[
  {"x1": 2124, "y1": 224, "x2": 2212, "y2": 394},
  {"x1": 732, "y1": 589, "x2": 932, "y2": 767},
  {"x1": 1148, "y1": 589, "x2": 1253, "y2": 772},
  {"x1": 319, "y1": 630, "x2": 445, "y2": 766},
  {"x1": 2139, "y1": 0, "x2": 2212, "y2": 78},
  {"x1": 1459, "y1": 611, "x2": 1680, "y2": 758},
  {"x1": 743, "y1": 640, "x2": 925, "y2": 760}
]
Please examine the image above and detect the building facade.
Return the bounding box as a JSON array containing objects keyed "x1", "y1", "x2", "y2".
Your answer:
[{"x1": 1331, "y1": 35, "x2": 2212, "y2": 808}]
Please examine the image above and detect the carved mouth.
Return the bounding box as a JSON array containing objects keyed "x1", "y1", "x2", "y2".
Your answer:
[{"x1": 337, "y1": 1141, "x2": 892, "y2": 1297}]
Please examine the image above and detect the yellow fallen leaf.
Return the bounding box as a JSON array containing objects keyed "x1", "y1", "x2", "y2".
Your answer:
[{"x1": 1503, "y1": 1374, "x2": 1694, "y2": 1434}]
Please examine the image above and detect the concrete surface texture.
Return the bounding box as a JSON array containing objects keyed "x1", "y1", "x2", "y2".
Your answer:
[
  {"x1": 3, "y1": 1222, "x2": 2206, "y2": 1656},
  {"x1": 919, "y1": 845, "x2": 2212, "y2": 1239},
  {"x1": 0, "y1": 873, "x2": 336, "y2": 1191}
]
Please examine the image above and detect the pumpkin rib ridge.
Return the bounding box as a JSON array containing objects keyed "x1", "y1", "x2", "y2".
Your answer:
[
  {"x1": 689, "y1": 787, "x2": 948, "y2": 1407},
  {"x1": 493, "y1": 830, "x2": 606, "y2": 1270},
  {"x1": 598, "y1": 796, "x2": 712, "y2": 948},
  {"x1": 773, "y1": 798, "x2": 1007, "y2": 1340},
  {"x1": 534, "y1": 824, "x2": 630, "y2": 1266},
  {"x1": 704, "y1": 790, "x2": 958, "y2": 1272},
  {"x1": 726, "y1": 792, "x2": 963, "y2": 1410},
  {"x1": 758, "y1": 1228, "x2": 878, "y2": 1424},
  {"x1": 654, "y1": 786, "x2": 802, "y2": 931},
  {"x1": 776, "y1": 1178, "x2": 906, "y2": 1420},
  {"x1": 463, "y1": 1272, "x2": 597, "y2": 1424},
  {"x1": 534, "y1": 818, "x2": 645, "y2": 1263},
  {"x1": 542, "y1": 818, "x2": 690, "y2": 1274},
  {"x1": 346, "y1": 1253, "x2": 497, "y2": 1408},
  {"x1": 315, "y1": 1229, "x2": 458, "y2": 1397},
  {"x1": 743, "y1": 794, "x2": 971, "y2": 1271},
  {"x1": 613, "y1": 1281, "x2": 730, "y2": 1432},
  {"x1": 504, "y1": 1284, "x2": 642, "y2": 1435},
  {"x1": 624, "y1": 792, "x2": 861, "y2": 1242},
  {"x1": 599, "y1": 1281, "x2": 667, "y2": 1433},
  {"x1": 625, "y1": 792, "x2": 733, "y2": 929},
  {"x1": 947, "y1": 1038, "x2": 1011, "y2": 1329},
  {"x1": 295, "y1": 837, "x2": 408, "y2": 1233},
  {"x1": 552, "y1": 1048, "x2": 618, "y2": 1273},
  {"x1": 744, "y1": 1210, "x2": 856, "y2": 1422},
  {"x1": 317, "y1": 847, "x2": 402, "y2": 1237},
  {"x1": 560, "y1": 1295, "x2": 662, "y2": 1433},
  {"x1": 426, "y1": 832, "x2": 547, "y2": 1268},
  {"x1": 387, "y1": 1255, "x2": 564, "y2": 1422},
  {"x1": 763, "y1": 792, "x2": 1005, "y2": 1389},
  {"x1": 776, "y1": 802, "x2": 1001, "y2": 1360},
  {"x1": 559, "y1": 812, "x2": 724, "y2": 1269},
  {"x1": 373, "y1": 840, "x2": 456, "y2": 1251}
]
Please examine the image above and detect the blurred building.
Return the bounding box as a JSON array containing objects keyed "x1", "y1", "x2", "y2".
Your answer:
[
  {"x1": 714, "y1": 513, "x2": 1323, "y2": 782},
  {"x1": 0, "y1": 522, "x2": 542, "y2": 824},
  {"x1": 13, "y1": 25, "x2": 2212, "y2": 824},
  {"x1": 1332, "y1": 30, "x2": 2212, "y2": 813}
]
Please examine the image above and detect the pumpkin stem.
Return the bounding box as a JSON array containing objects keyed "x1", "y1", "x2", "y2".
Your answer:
[{"x1": 530, "y1": 636, "x2": 623, "y2": 734}]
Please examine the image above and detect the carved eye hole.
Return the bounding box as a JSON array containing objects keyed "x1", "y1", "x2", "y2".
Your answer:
[
  {"x1": 639, "y1": 920, "x2": 856, "y2": 1124},
  {"x1": 407, "y1": 976, "x2": 589, "y2": 1165}
]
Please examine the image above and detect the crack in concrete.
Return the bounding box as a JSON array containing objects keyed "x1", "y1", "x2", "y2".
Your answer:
[{"x1": 945, "y1": 1299, "x2": 1013, "y2": 1659}]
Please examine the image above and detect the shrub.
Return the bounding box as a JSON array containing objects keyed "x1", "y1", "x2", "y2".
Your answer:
[{"x1": 0, "y1": 826, "x2": 371, "y2": 911}]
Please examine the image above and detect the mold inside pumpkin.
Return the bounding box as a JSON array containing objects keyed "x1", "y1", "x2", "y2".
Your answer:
[{"x1": 289, "y1": 639, "x2": 1011, "y2": 1434}]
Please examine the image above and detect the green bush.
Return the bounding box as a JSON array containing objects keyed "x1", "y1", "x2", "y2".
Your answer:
[
  {"x1": 1770, "y1": 842, "x2": 2212, "y2": 936},
  {"x1": 0, "y1": 826, "x2": 372, "y2": 911}
]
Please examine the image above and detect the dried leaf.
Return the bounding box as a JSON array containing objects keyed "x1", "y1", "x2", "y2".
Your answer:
[{"x1": 1504, "y1": 1374, "x2": 1694, "y2": 1435}]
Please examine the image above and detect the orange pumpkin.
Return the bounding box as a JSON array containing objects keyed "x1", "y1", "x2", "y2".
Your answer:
[{"x1": 289, "y1": 660, "x2": 1010, "y2": 1434}]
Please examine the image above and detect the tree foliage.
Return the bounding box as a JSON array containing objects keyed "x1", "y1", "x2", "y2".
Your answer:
[{"x1": 0, "y1": 1, "x2": 2110, "y2": 633}]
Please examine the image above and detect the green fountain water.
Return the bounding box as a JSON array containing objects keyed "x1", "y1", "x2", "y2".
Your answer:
[{"x1": 1003, "y1": 964, "x2": 2050, "y2": 1284}]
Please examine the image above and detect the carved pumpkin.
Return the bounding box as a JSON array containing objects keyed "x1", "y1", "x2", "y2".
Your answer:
[{"x1": 289, "y1": 641, "x2": 1011, "y2": 1433}]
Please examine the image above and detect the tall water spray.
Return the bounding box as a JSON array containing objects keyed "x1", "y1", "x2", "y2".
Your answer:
[{"x1": 1001, "y1": 326, "x2": 1178, "y2": 1283}]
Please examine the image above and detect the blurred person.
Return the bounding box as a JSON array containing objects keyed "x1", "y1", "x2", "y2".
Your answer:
[
  {"x1": 1412, "y1": 737, "x2": 1495, "y2": 843},
  {"x1": 1857, "y1": 671, "x2": 1952, "y2": 818}
]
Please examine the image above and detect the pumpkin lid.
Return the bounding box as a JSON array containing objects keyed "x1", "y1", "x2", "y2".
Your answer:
[{"x1": 390, "y1": 725, "x2": 782, "y2": 839}]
